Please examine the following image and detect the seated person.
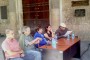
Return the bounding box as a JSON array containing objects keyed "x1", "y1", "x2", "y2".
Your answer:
[
  {"x1": 34, "y1": 26, "x2": 47, "y2": 48},
  {"x1": 44, "y1": 25, "x2": 54, "y2": 41},
  {"x1": 55, "y1": 23, "x2": 71, "y2": 39},
  {"x1": 1, "y1": 29, "x2": 30, "y2": 60},
  {"x1": 19, "y1": 26, "x2": 42, "y2": 60}
]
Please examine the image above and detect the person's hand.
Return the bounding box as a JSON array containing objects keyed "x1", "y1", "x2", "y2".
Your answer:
[
  {"x1": 34, "y1": 40, "x2": 40, "y2": 44},
  {"x1": 35, "y1": 37, "x2": 42, "y2": 41},
  {"x1": 19, "y1": 50, "x2": 24, "y2": 53},
  {"x1": 50, "y1": 29, "x2": 53, "y2": 33},
  {"x1": 47, "y1": 41, "x2": 51, "y2": 45},
  {"x1": 49, "y1": 37, "x2": 52, "y2": 40},
  {"x1": 20, "y1": 53, "x2": 25, "y2": 57},
  {"x1": 34, "y1": 37, "x2": 42, "y2": 44},
  {"x1": 70, "y1": 32, "x2": 72, "y2": 35}
]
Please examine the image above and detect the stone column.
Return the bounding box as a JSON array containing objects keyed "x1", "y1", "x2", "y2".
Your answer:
[
  {"x1": 8, "y1": 0, "x2": 17, "y2": 32},
  {"x1": 60, "y1": 0, "x2": 63, "y2": 23},
  {"x1": 8, "y1": 0, "x2": 23, "y2": 37},
  {"x1": 49, "y1": 0, "x2": 60, "y2": 32},
  {"x1": 15, "y1": 0, "x2": 23, "y2": 31}
]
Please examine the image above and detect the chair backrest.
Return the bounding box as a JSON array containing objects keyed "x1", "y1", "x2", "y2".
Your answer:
[
  {"x1": 19, "y1": 34, "x2": 25, "y2": 50},
  {"x1": 1, "y1": 49, "x2": 6, "y2": 60}
]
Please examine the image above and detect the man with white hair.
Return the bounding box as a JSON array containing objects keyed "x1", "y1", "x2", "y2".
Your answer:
[{"x1": 55, "y1": 23, "x2": 69, "y2": 39}]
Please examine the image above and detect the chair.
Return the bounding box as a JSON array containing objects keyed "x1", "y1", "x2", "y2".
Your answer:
[
  {"x1": 1, "y1": 49, "x2": 6, "y2": 60},
  {"x1": 1, "y1": 49, "x2": 10, "y2": 60}
]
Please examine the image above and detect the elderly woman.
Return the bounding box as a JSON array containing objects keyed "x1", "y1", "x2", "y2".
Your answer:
[{"x1": 19, "y1": 26, "x2": 42, "y2": 60}]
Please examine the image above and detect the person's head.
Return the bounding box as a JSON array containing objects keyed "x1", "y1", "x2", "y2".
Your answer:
[
  {"x1": 60, "y1": 23, "x2": 66, "y2": 30},
  {"x1": 5, "y1": 29, "x2": 14, "y2": 39},
  {"x1": 22, "y1": 26, "x2": 31, "y2": 36},
  {"x1": 45, "y1": 25, "x2": 52, "y2": 32},
  {"x1": 36, "y1": 26, "x2": 43, "y2": 34}
]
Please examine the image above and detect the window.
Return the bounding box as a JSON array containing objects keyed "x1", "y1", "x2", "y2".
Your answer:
[{"x1": 1, "y1": 6, "x2": 7, "y2": 19}]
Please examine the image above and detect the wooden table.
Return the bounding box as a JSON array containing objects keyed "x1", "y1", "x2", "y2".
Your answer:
[{"x1": 39, "y1": 37, "x2": 81, "y2": 60}]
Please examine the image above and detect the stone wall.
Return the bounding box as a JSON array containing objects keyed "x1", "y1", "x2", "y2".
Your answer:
[
  {"x1": 0, "y1": 0, "x2": 90, "y2": 41},
  {"x1": 0, "y1": 0, "x2": 9, "y2": 34},
  {"x1": 0, "y1": 0, "x2": 17, "y2": 35},
  {"x1": 62, "y1": 0, "x2": 90, "y2": 41},
  {"x1": 0, "y1": 0, "x2": 23, "y2": 36}
]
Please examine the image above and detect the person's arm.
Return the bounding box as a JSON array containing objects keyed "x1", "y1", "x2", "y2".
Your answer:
[
  {"x1": 55, "y1": 29, "x2": 65, "y2": 39},
  {"x1": 44, "y1": 33, "x2": 52, "y2": 40},
  {"x1": 2, "y1": 42, "x2": 24, "y2": 56},
  {"x1": 25, "y1": 39, "x2": 36, "y2": 45},
  {"x1": 34, "y1": 40, "x2": 40, "y2": 44},
  {"x1": 6, "y1": 49, "x2": 23, "y2": 56},
  {"x1": 25, "y1": 37, "x2": 42, "y2": 46},
  {"x1": 55, "y1": 29, "x2": 59, "y2": 35},
  {"x1": 51, "y1": 31, "x2": 54, "y2": 38}
]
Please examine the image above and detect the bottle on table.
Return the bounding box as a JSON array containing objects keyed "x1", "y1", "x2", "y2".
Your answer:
[
  {"x1": 71, "y1": 33, "x2": 75, "y2": 40},
  {"x1": 54, "y1": 34, "x2": 58, "y2": 42},
  {"x1": 52, "y1": 38, "x2": 57, "y2": 48},
  {"x1": 67, "y1": 34, "x2": 70, "y2": 40},
  {"x1": 54, "y1": 34, "x2": 57, "y2": 40}
]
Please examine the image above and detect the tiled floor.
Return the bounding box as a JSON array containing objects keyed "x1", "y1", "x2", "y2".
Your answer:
[
  {"x1": 0, "y1": 37, "x2": 90, "y2": 60},
  {"x1": 72, "y1": 41, "x2": 90, "y2": 60}
]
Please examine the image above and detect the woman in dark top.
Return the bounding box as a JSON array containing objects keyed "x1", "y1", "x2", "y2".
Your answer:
[{"x1": 44, "y1": 25, "x2": 54, "y2": 41}]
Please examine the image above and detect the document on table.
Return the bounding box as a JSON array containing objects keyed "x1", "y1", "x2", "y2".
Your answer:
[{"x1": 63, "y1": 31, "x2": 72, "y2": 37}]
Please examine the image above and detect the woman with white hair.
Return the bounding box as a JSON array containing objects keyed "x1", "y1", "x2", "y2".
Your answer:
[{"x1": 19, "y1": 26, "x2": 42, "y2": 60}]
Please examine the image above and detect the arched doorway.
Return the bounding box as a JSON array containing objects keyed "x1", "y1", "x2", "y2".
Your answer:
[{"x1": 22, "y1": 0, "x2": 49, "y2": 35}]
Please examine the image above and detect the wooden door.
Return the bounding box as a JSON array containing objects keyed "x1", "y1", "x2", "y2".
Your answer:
[{"x1": 22, "y1": 0, "x2": 49, "y2": 35}]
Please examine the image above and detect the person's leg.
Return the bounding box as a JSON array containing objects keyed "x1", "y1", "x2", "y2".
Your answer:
[
  {"x1": 23, "y1": 52, "x2": 35, "y2": 60},
  {"x1": 25, "y1": 50, "x2": 41, "y2": 60},
  {"x1": 9, "y1": 57, "x2": 23, "y2": 60}
]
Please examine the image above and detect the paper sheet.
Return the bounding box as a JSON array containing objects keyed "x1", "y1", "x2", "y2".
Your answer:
[{"x1": 63, "y1": 31, "x2": 72, "y2": 37}]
